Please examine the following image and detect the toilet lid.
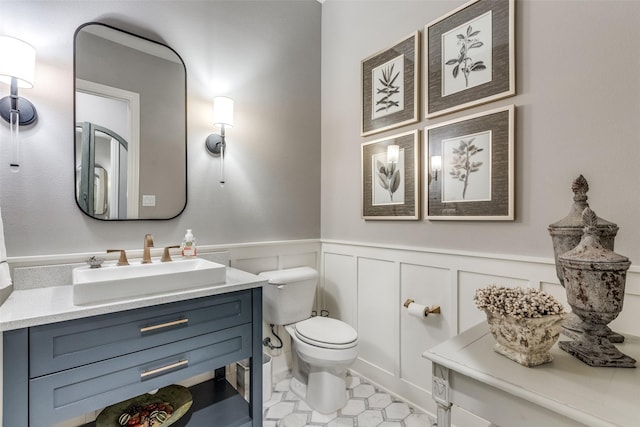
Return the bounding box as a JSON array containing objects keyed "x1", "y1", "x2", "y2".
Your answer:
[{"x1": 294, "y1": 316, "x2": 357, "y2": 349}]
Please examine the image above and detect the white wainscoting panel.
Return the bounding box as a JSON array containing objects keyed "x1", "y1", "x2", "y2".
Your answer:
[
  {"x1": 399, "y1": 263, "x2": 450, "y2": 391},
  {"x1": 233, "y1": 256, "x2": 279, "y2": 276},
  {"x1": 320, "y1": 240, "x2": 640, "y2": 427},
  {"x1": 357, "y1": 257, "x2": 397, "y2": 376},
  {"x1": 322, "y1": 252, "x2": 357, "y2": 327},
  {"x1": 227, "y1": 240, "x2": 320, "y2": 274}
]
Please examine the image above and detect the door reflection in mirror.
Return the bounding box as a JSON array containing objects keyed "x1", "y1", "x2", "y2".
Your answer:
[
  {"x1": 75, "y1": 81, "x2": 139, "y2": 219},
  {"x1": 75, "y1": 122, "x2": 129, "y2": 220}
]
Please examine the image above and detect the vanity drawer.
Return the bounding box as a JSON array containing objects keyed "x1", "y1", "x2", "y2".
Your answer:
[
  {"x1": 30, "y1": 290, "x2": 252, "y2": 377},
  {"x1": 29, "y1": 322, "x2": 252, "y2": 427}
]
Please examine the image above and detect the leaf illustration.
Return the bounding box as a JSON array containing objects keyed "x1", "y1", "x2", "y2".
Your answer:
[
  {"x1": 375, "y1": 62, "x2": 401, "y2": 113},
  {"x1": 376, "y1": 171, "x2": 389, "y2": 190},
  {"x1": 445, "y1": 24, "x2": 486, "y2": 87},
  {"x1": 389, "y1": 170, "x2": 401, "y2": 193},
  {"x1": 448, "y1": 136, "x2": 485, "y2": 199},
  {"x1": 387, "y1": 162, "x2": 396, "y2": 176},
  {"x1": 469, "y1": 161, "x2": 483, "y2": 172}
]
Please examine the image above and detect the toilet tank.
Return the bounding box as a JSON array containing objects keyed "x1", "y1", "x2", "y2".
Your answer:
[{"x1": 259, "y1": 267, "x2": 319, "y2": 325}]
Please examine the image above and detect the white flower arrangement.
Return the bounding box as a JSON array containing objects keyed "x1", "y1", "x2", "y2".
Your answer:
[{"x1": 474, "y1": 285, "x2": 565, "y2": 320}]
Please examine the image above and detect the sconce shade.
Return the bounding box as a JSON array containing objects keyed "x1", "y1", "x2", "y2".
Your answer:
[
  {"x1": 387, "y1": 145, "x2": 400, "y2": 164},
  {"x1": 431, "y1": 155, "x2": 442, "y2": 172},
  {"x1": 0, "y1": 36, "x2": 36, "y2": 88},
  {"x1": 213, "y1": 96, "x2": 234, "y2": 127}
]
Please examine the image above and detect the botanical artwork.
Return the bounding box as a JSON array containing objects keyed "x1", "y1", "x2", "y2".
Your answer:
[
  {"x1": 442, "y1": 130, "x2": 491, "y2": 202},
  {"x1": 362, "y1": 129, "x2": 418, "y2": 220},
  {"x1": 361, "y1": 31, "x2": 418, "y2": 136},
  {"x1": 372, "y1": 150, "x2": 405, "y2": 205},
  {"x1": 442, "y1": 11, "x2": 492, "y2": 96},
  {"x1": 372, "y1": 56, "x2": 405, "y2": 120},
  {"x1": 426, "y1": 105, "x2": 514, "y2": 220}
]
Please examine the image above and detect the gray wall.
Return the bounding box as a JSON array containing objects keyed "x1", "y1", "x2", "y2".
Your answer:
[
  {"x1": 3, "y1": 0, "x2": 638, "y2": 264},
  {"x1": 321, "y1": 0, "x2": 640, "y2": 262},
  {"x1": 0, "y1": 0, "x2": 321, "y2": 257}
]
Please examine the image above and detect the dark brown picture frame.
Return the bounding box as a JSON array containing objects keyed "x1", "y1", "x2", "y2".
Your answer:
[
  {"x1": 426, "y1": 105, "x2": 514, "y2": 220},
  {"x1": 426, "y1": 0, "x2": 514, "y2": 118},
  {"x1": 362, "y1": 130, "x2": 420, "y2": 220},
  {"x1": 362, "y1": 31, "x2": 420, "y2": 136}
]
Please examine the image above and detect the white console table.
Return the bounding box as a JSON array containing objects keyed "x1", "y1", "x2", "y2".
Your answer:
[{"x1": 422, "y1": 323, "x2": 640, "y2": 427}]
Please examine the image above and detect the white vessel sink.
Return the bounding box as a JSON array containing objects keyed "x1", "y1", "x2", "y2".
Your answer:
[{"x1": 72, "y1": 258, "x2": 227, "y2": 305}]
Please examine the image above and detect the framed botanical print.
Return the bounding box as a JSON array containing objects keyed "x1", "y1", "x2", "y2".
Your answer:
[
  {"x1": 426, "y1": 0, "x2": 514, "y2": 118},
  {"x1": 362, "y1": 130, "x2": 420, "y2": 220},
  {"x1": 426, "y1": 105, "x2": 514, "y2": 220},
  {"x1": 361, "y1": 31, "x2": 420, "y2": 136}
]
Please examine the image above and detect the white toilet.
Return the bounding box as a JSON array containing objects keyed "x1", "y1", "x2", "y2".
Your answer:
[{"x1": 259, "y1": 267, "x2": 358, "y2": 413}]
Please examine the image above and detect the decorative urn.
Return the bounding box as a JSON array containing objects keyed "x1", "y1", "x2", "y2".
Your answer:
[
  {"x1": 548, "y1": 175, "x2": 622, "y2": 342},
  {"x1": 558, "y1": 208, "x2": 635, "y2": 367}
]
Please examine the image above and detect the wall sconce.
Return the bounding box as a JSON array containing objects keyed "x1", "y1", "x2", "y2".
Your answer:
[
  {"x1": 387, "y1": 144, "x2": 399, "y2": 165},
  {"x1": 0, "y1": 36, "x2": 37, "y2": 172},
  {"x1": 430, "y1": 155, "x2": 442, "y2": 182},
  {"x1": 205, "y1": 96, "x2": 234, "y2": 186}
]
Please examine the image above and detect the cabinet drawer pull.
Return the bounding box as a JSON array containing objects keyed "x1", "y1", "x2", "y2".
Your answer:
[
  {"x1": 140, "y1": 318, "x2": 189, "y2": 333},
  {"x1": 140, "y1": 359, "x2": 188, "y2": 379}
]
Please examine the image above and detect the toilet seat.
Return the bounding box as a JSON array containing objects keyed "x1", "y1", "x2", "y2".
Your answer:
[{"x1": 294, "y1": 316, "x2": 357, "y2": 349}]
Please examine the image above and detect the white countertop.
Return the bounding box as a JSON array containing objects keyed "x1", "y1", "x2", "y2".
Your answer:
[
  {"x1": 0, "y1": 267, "x2": 266, "y2": 331},
  {"x1": 423, "y1": 322, "x2": 640, "y2": 427}
]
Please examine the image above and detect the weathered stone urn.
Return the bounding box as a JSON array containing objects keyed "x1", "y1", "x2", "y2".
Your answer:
[
  {"x1": 548, "y1": 175, "x2": 622, "y2": 342},
  {"x1": 484, "y1": 310, "x2": 566, "y2": 367},
  {"x1": 557, "y1": 208, "x2": 635, "y2": 367}
]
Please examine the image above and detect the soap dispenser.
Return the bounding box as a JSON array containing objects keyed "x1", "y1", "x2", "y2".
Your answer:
[{"x1": 181, "y1": 229, "x2": 197, "y2": 257}]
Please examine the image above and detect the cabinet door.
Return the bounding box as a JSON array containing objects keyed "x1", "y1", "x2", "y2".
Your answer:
[
  {"x1": 30, "y1": 291, "x2": 251, "y2": 377},
  {"x1": 30, "y1": 323, "x2": 252, "y2": 426}
]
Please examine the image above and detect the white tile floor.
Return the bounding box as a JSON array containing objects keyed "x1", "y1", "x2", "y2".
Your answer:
[{"x1": 263, "y1": 374, "x2": 435, "y2": 427}]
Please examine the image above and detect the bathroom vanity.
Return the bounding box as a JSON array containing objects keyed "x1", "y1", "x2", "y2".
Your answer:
[{"x1": 1, "y1": 266, "x2": 265, "y2": 427}]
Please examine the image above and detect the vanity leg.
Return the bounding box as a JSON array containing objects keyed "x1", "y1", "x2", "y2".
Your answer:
[
  {"x1": 432, "y1": 363, "x2": 452, "y2": 427},
  {"x1": 250, "y1": 287, "x2": 263, "y2": 427},
  {"x1": 214, "y1": 367, "x2": 226, "y2": 381},
  {"x1": 3, "y1": 329, "x2": 29, "y2": 427}
]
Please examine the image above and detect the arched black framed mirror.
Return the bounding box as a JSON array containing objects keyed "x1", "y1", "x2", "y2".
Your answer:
[{"x1": 74, "y1": 22, "x2": 187, "y2": 220}]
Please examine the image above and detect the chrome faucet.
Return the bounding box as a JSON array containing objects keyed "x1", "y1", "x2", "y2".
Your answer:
[{"x1": 142, "y1": 234, "x2": 154, "y2": 264}]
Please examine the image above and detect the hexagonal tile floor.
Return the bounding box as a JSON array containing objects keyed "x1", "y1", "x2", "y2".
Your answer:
[{"x1": 263, "y1": 374, "x2": 435, "y2": 427}]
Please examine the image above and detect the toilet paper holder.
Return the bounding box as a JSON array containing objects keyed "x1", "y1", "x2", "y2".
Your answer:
[{"x1": 403, "y1": 298, "x2": 441, "y2": 315}]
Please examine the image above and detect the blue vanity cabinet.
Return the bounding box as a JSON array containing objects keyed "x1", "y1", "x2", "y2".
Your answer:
[{"x1": 3, "y1": 288, "x2": 263, "y2": 427}]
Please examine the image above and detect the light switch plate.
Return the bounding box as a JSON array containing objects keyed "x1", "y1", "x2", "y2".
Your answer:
[{"x1": 142, "y1": 195, "x2": 156, "y2": 206}]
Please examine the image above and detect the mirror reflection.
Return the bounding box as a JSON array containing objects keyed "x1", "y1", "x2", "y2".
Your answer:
[{"x1": 74, "y1": 23, "x2": 187, "y2": 220}]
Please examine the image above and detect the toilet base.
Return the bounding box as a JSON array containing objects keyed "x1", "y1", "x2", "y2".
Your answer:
[
  {"x1": 289, "y1": 376, "x2": 307, "y2": 400},
  {"x1": 289, "y1": 368, "x2": 348, "y2": 414}
]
